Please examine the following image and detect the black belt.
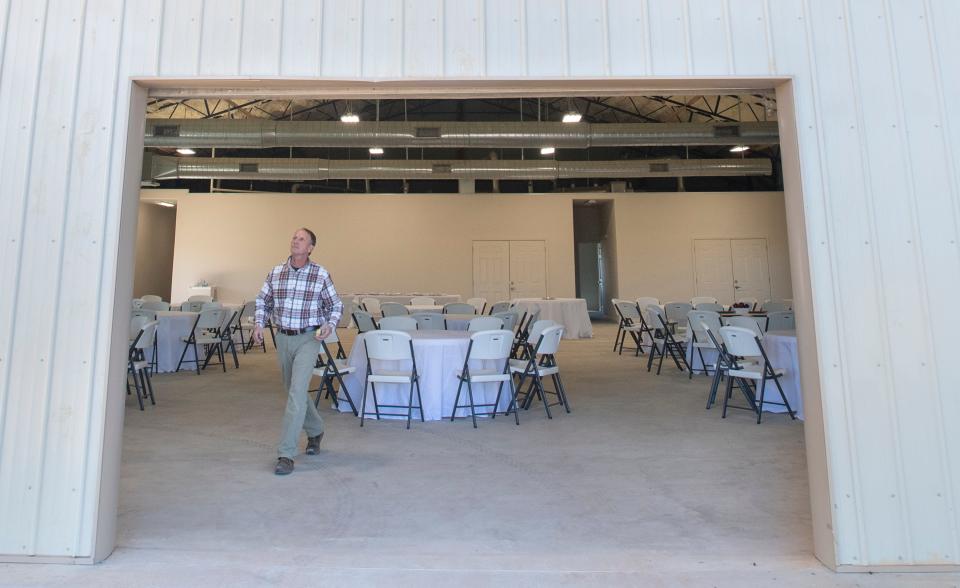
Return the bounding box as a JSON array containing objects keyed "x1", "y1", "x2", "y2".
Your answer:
[{"x1": 277, "y1": 325, "x2": 320, "y2": 336}]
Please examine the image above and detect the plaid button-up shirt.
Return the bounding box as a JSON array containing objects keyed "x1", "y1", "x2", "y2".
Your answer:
[{"x1": 255, "y1": 258, "x2": 343, "y2": 330}]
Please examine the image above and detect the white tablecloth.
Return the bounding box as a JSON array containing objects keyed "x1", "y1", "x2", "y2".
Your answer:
[
  {"x1": 338, "y1": 330, "x2": 512, "y2": 420},
  {"x1": 155, "y1": 311, "x2": 199, "y2": 372},
  {"x1": 512, "y1": 298, "x2": 593, "y2": 339},
  {"x1": 349, "y1": 294, "x2": 461, "y2": 305},
  {"x1": 406, "y1": 304, "x2": 444, "y2": 313},
  {"x1": 685, "y1": 330, "x2": 803, "y2": 420}
]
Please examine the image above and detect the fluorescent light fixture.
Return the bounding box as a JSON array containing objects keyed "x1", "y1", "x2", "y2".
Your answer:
[
  {"x1": 176, "y1": 148, "x2": 196, "y2": 155},
  {"x1": 341, "y1": 113, "x2": 360, "y2": 123},
  {"x1": 156, "y1": 201, "x2": 175, "y2": 208},
  {"x1": 729, "y1": 145, "x2": 750, "y2": 153},
  {"x1": 369, "y1": 147, "x2": 384, "y2": 155},
  {"x1": 562, "y1": 112, "x2": 582, "y2": 123},
  {"x1": 540, "y1": 147, "x2": 556, "y2": 155}
]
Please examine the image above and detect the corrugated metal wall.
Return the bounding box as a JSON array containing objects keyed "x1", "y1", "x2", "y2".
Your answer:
[{"x1": 1, "y1": 0, "x2": 957, "y2": 567}]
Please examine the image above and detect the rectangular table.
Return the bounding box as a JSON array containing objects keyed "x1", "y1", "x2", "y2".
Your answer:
[
  {"x1": 338, "y1": 330, "x2": 513, "y2": 421},
  {"x1": 512, "y1": 298, "x2": 593, "y2": 339}
]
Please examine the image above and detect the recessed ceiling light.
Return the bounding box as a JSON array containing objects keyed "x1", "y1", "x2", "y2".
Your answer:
[
  {"x1": 156, "y1": 201, "x2": 175, "y2": 208},
  {"x1": 341, "y1": 113, "x2": 360, "y2": 123},
  {"x1": 176, "y1": 148, "x2": 196, "y2": 155},
  {"x1": 562, "y1": 112, "x2": 582, "y2": 123},
  {"x1": 369, "y1": 147, "x2": 384, "y2": 155},
  {"x1": 729, "y1": 145, "x2": 750, "y2": 153},
  {"x1": 540, "y1": 147, "x2": 556, "y2": 155}
]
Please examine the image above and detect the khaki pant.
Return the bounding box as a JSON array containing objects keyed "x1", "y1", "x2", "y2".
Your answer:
[{"x1": 276, "y1": 331, "x2": 324, "y2": 459}]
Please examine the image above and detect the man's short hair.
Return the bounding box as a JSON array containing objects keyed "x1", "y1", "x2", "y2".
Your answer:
[{"x1": 300, "y1": 227, "x2": 317, "y2": 246}]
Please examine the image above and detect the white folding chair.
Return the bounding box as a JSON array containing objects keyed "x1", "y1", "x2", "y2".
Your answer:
[
  {"x1": 361, "y1": 297, "x2": 382, "y2": 315},
  {"x1": 409, "y1": 296, "x2": 435, "y2": 306},
  {"x1": 686, "y1": 310, "x2": 722, "y2": 378},
  {"x1": 378, "y1": 316, "x2": 418, "y2": 331},
  {"x1": 723, "y1": 315, "x2": 766, "y2": 337},
  {"x1": 338, "y1": 299, "x2": 358, "y2": 329},
  {"x1": 691, "y1": 296, "x2": 718, "y2": 306},
  {"x1": 492, "y1": 311, "x2": 519, "y2": 331},
  {"x1": 380, "y1": 302, "x2": 409, "y2": 317},
  {"x1": 766, "y1": 311, "x2": 795, "y2": 332},
  {"x1": 443, "y1": 302, "x2": 476, "y2": 314},
  {"x1": 311, "y1": 329, "x2": 358, "y2": 416},
  {"x1": 200, "y1": 301, "x2": 223, "y2": 311},
  {"x1": 511, "y1": 305, "x2": 540, "y2": 358},
  {"x1": 352, "y1": 310, "x2": 379, "y2": 333},
  {"x1": 361, "y1": 330, "x2": 423, "y2": 428},
  {"x1": 466, "y1": 297, "x2": 487, "y2": 314},
  {"x1": 635, "y1": 297, "x2": 660, "y2": 311},
  {"x1": 488, "y1": 301, "x2": 512, "y2": 315},
  {"x1": 176, "y1": 308, "x2": 227, "y2": 374},
  {"x1": 411, "y1": 312, "x2": 445, "y2": 330},
  {"x1": 128, "y1": 320, "x2": 158, "y2": 410},
  {"x1": 719, "y1": 326, "x2": 796, "y2": 423},
  {"x1": 236, "y1": 300, "x2": 262, "y2": 353},
  {"x1": 645, "y1": 305, "x2": 691, "y2": 375},
  {"x1": 664, "y1": 302, "x2": 693, "y2": 339},
  {"x1": 694, "y1": 302, "x2": 724, "y2": 312},
  {"x1": 450, "y1": 329, "x2": 518, "y2": 427},
  {"x1": 141, "y1": 300, "x2": 171, "y2": 312},
  {"x1": 508, "y1": 324, "x2": 569, "y2": 419},
  {"x1": 467, "y1": 316, "x2": 504, "y2": 332},
  {"x1": 612, "y1": 300, "x2": 648, "y2": 356},
  {"x1": 183, "y1": 300, "x2": 205, "y2": 312}
]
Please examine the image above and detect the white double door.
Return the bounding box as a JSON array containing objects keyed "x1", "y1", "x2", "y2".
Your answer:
[
  {"x1": 693, "y1": 238, "x2": 771, "y2": 304},
  {"x1": 472, "y1": 240, "x2": 546, "y2": 302}
]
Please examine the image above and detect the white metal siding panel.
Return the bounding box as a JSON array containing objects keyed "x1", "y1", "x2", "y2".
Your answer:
[
  {"x1": 483, "y1": 0, "x2": 525, "y2": 76},
  {"x1": 157, "y1": 0, "x2": 203, "y2": 75},
  {"x1": 199, "y1": 0, "x2": 243, "y2": 75},
  {"x1": 403, "y1": 0, "x2": 442, "y2": 77},
  {"x1": 565, "y1": 0, "x2": 608, "y2": 76},
  {"x1": 361, "y1": 0, "x2": 402, "y2": 78},
  {"x1": 1, "y1": 0, "x2": 958, "y2": 568},
  {"x1": 320, "y1": 1, "x2": 362, "y2": 77},
  {"x1": 687, "y1": 0, "x2": 732, "y2": 75},
  {"x1": 727, "y1": 0, "x2": 771, "y2": 74},
  {"x1": 240, "y1": 0, "x2": 283, "y2": 75},
  {"x1": 280, "y1": 0, "x2": 323, "y2": 76},
  {"x1": 443, "y1": 0, "x2": 483, "y2": 76}
]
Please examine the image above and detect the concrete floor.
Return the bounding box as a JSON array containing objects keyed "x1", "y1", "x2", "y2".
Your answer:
[{"x1": 4, "y1": 323, "x2": 956, "y2": 586}]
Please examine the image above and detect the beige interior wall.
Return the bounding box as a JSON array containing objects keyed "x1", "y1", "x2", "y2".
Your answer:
[
  {"x1": 168, "y1": 193, "x2": 576, "y2": 304},
  {"x1": 133, "y1": 202, "x2": 176, "y2": 300},
  {"x1": 612, "y1": 191, "x2": 793, "y2": 304},
  {"x1": 163, "y1": 190, "x2": 791, "y2": 308}
]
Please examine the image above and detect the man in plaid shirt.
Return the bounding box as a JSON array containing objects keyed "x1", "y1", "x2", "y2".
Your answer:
[{"x1": 255, "y1": 228, "x2": 343, "y2": 475}]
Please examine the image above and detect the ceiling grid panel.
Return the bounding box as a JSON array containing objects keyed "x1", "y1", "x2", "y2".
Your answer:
[
  {"x1": 199, "y1": 0, "x2": 242, "y2": 76},
  {"x1": 157, "y1": 0, "x2": 203, "y2": 75},
  {"x1": 727, "y1": 0, "x2": 769, "y2": 74},
  {"x1": 403, "y1": 0, "x2": 442, "y2": 78},
  {"x1": 768, "y1": 0, "x2": 858, "y2": 565},
  {"x1": 523, "y1": 0, "x2": 565, "y2": 77},
  {"x1": 843, "y1": 0, "x2": 930, "y2": 564},
  {"x1": 361, "y1": 0, "x2": 402, "y2": 78},
  {"x1": 36, "y1": 0, "x2": 126, "y2": 557},
  {"x1": 884, "y1": 0, "x2": 960, "y2": 561},
  {"x1": 483, "y1": 0, "x2": 524, "y2": 76},
  {"x1": 240, "y1": 0, "x2": 282, "y2": 75},
  {"x1": 279, "y1": 0, "x2": 323, "y2": 76},
  {"x1": 566, "y1": 0, "x2": 608, "y2": 77},
  {"x1": 923, "y1": 1, "x2": 960, "y2": 549},
  {"x1": 442, "y1": 0, "x2": 483, "y2": 77},
  {"x1": 605, "y1": 0, "x2": 647, "y2": 76},
  {"x1": 0, "y1": 0, "x2": 85, "y2": 557},
  {"x1": 687, "y1": 0, "x2": 731, "y2": 75}
]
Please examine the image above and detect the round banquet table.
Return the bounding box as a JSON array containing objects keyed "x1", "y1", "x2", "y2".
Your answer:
[
  {"x1": 511, "y1": 298, "x2": 593, "y2": 339},
  {"x1": 155, "y1": 310, "x2": 199, "y2": 372},
  {"x1": 337, "y1": 330, "x2": 513, "y2": 421},
  {"x1": 349, "y1": 294, "x2": 461, "y2": 306}
]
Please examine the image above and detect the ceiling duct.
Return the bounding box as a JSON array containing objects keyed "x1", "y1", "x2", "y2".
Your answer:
[
  {"x1": 143, "y1": 120, "x2": 779, "y2": 149},
  {"x1": 150, "y1": 156, "x2": 772, "y2": 181}
]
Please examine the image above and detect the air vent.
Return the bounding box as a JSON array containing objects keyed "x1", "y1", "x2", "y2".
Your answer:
[
  {"x1": 649, "y1": 162, "x2": 670, "y2": 173},
  {"x1": 432, "y1": 163, "x2": 452, "y2": 174},
  {"x1": 239, "y1": 163, "x2": 259, "y2": 173},
  {"x1": 713, "y1": 125, "x2": 741, "y2": 138},
  {"x1": 416, "y1": 127, "x2": 442, "y2": 138},
  {"x1": 153, "y1": 125, "x2": 180, "y2": 137}
]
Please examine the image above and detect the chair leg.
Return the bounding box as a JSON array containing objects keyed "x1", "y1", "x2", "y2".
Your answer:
[
  {"x1": 360, "y1": 378, "x2": 370, "y2": 426},
  {"x1": 707, "y1": 367, "x2": 724, "y2": 409},
  {"x1": 414, "y1": 377, "x2": 425, "y2": 422},
  {"x1": 508, "y1": 377, "x2": 520, "y2": 425},
  {"x1": 450, "y1": 377, "x2": 466, "y2": 422},
  {"x1": 144, "y1": 368, "x2": 156, "y2": 405},
  {"x1": 466, "y1": 379, "x2": 478, "y2": 428},
  {"x1": 772, "y1": 375, "x2": 796, "y2": 419},
  {"x1": 406, "y1": 380, "x2": 415, "y2": 430},
  {"x1": 756, "y1": 375, "x2": 768, "y2": 424},
  {"x1": 553, "y1": 373, "x2": 571, "y2": 413},
  {"x1": 371, "y1": 383, "x2": 381, "y2": 420},
  {"x1": 334, "y1": 371, "x2": 358, "y2": 416},
  {"x1": 192, "y1": 340, "x2": 201, "y2": 375},
  {"x1": 722, "y1": 376, "x2": 735, "y2": 418},
  {"x1": 131, "y1": 362, "x2": 144, "y2": 411}
]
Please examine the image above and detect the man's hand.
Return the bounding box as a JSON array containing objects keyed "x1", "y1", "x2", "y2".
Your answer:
[
  {"x1": 316, "y1": 323, "x2": 334, "y2": 341},
  {"x1": 253, "y1": 325, "x2": 264, "y2": 344}
]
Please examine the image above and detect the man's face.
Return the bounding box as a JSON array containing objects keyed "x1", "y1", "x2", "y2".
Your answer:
[{"x1": 290, "y1": 229, "x2": 314, "y2": 257}]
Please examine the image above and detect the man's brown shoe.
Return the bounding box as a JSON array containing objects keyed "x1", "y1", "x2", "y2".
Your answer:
[
  {"x1": 305, "y1": 432, "x2": 324, "y2": 455},
  {"x1": 274, "y1": 457, "x2": 294, "y2": 475}
]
